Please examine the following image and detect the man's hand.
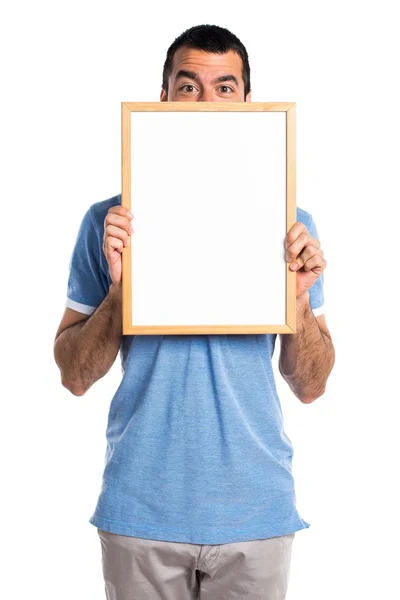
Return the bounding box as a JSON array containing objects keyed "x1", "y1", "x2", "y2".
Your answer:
[
  {"x1": 103, "y1": 206, "x2": 134, "y2": 285},
  {"x1": 285, "y1": 222, "x2": 327, "y2": 299}
]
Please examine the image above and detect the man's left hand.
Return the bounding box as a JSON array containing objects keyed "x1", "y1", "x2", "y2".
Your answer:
[{"x1": 285, "y1": 222, "x2": 327, "y2": 299}]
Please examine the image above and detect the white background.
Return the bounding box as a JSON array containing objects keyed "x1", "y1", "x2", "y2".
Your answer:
[{"x1": 1, "y1": 1, "x2": 399, "y2": 598}]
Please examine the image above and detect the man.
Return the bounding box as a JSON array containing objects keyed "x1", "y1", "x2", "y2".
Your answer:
[{"x1": 54, "y1": 24, "x2": 335, "y2": 600}]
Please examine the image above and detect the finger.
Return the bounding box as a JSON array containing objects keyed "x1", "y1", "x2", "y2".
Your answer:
[
  {"x1": 285, "y1": 222, "x2": 320, "y2": 248},
  {"x1": 104, "y1": 224, "x2": 131, "y2": 247},
  {"x1": 285, "y1": 222, "x2": 321, "y2": 248},
  {"x1": 294, "y1": 247, "x2": 324, "y2": 269},
  {"x1": 285, "y1": 221, "x2": 307, "y2": 247},
  {"x1": 286, "y1": 232, "x2": 318, "y2": 262},
  {"x1": 105, "y1": 213, "x2": 134, "y2": 235},
  {"x1": 303, "y1": 254, "x2": 327, "y2": 273},
  {"x1": 103, "y1": 236, "x2": 124, "y2": 257},
  {"x1": 108, "y1": 205, "x2": 135, "y2": 219}
]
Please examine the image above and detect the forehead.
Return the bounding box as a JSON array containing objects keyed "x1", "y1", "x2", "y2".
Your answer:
[{"x1": 171, "y1": 46, "x2": 243, "y2": 80}]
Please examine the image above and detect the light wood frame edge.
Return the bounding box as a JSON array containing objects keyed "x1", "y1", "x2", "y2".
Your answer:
[
  {"x1": 286, "y1": 104, "x2": 297, "y2": 333},
  {"x1": 121, "y1": 102, "x2": 132, "y2": 334},
  {"x1": 121, "y1": 101, "x2": 296, "y2": 335}
]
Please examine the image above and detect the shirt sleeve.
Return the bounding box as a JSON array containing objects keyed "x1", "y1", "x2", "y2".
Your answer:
[
  {"x1": 307, "y1": 215, "x2": 325, "y2": 316},
  {"x1": 65, "y1": 205, "x2": 109, "y2": 315}
]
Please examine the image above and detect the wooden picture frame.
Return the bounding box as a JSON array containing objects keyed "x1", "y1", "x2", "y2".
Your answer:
[{"x1": 121, "y1": 101, "x2": 296, "y2": 335}]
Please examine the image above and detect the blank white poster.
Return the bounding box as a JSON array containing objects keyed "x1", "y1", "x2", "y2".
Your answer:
[{"x1": 129, "y1": 110, "x2": 287, "y2": 326}]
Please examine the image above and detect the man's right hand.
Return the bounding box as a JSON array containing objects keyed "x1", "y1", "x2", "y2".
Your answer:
[{"x1": 103, "y1": 206, "x2": 134, "y2": 285}]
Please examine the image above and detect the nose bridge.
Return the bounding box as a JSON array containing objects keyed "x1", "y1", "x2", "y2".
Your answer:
[
  {"x1": 200, "y1": 88, "x2": 213, "y2": 101},
  {"x1": 199, "y1": 79, "x2": 214, "y2": 102}
]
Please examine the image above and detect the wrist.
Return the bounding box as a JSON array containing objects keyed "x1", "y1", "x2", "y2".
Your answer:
[
  {"x1": 108, "y1": 281, "x2": 122, "y2": 299},
  {"x1": 296, "y1": 290, "x2": 310, "y2": 318},
  {"x1": 296, "y1": 290, "x2": 310, "y2": 305}
]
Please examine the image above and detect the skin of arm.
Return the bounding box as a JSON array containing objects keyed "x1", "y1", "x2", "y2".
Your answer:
[
  {"x1": 279, "y1": 291, "x2": 335, "y2": 404},
  {"x1": 53, "y1": 283, "x2": 122, "y2": 396},
  {"x1": 54, "y1": 205, "x2": 133, "y2": 397}
]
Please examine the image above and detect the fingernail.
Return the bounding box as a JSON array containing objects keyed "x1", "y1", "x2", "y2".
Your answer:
[
  {"x1": 290, "y1": 262, "x2": 298, "y2": 270},
  {"x1": 127, "y1": 211, "x2": 134, "y2": 219}
]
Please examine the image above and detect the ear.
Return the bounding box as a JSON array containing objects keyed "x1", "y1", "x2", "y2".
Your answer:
[
  {"x1": 160, "y1": 88, "x2": 167, "y2": 102},
  {"x1": 246, "y1": 90, "x2": 252, "y2": 102}
]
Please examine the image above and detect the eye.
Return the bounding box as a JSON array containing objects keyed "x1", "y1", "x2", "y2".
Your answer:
[
  {"x1": 180, "y1": 84, "x2": 196, "y2": 92},
  {"x1": 219, "y1": 86, "x2": 234, "y2": 93}
]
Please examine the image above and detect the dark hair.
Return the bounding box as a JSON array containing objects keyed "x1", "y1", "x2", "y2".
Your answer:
[{"x1": 162, "y1": 24, "x2": 251, "y2": 98}]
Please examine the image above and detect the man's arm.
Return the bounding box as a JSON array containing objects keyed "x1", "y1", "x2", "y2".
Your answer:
[
  {"x1": 54, "y1": 204, "x2": 134, "y2": 397},
  {"x1": 279, "y1": 291, "x2": 335, "y2": 404},
  {"x1": 54, "y1": 283, "x2": 122, "y2": 396}
]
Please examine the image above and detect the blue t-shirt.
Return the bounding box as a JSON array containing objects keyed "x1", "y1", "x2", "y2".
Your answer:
[{"x1": 66, "y1": 194, "x2": 325, "y2": 544}]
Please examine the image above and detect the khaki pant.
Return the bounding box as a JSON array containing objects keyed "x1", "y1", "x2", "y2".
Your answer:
[{"x1": 97, "y1": 528, "x2": 295, "y2": 599}]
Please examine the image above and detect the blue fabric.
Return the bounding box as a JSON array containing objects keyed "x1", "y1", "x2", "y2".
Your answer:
[{"x1": 66, "y1": 194, "x2": 324, "y2": 544}]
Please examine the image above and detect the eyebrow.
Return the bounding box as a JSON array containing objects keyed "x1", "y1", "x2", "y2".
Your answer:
[{"x1": 174, "y1": 69, "x2": 239, "y2": 87}]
